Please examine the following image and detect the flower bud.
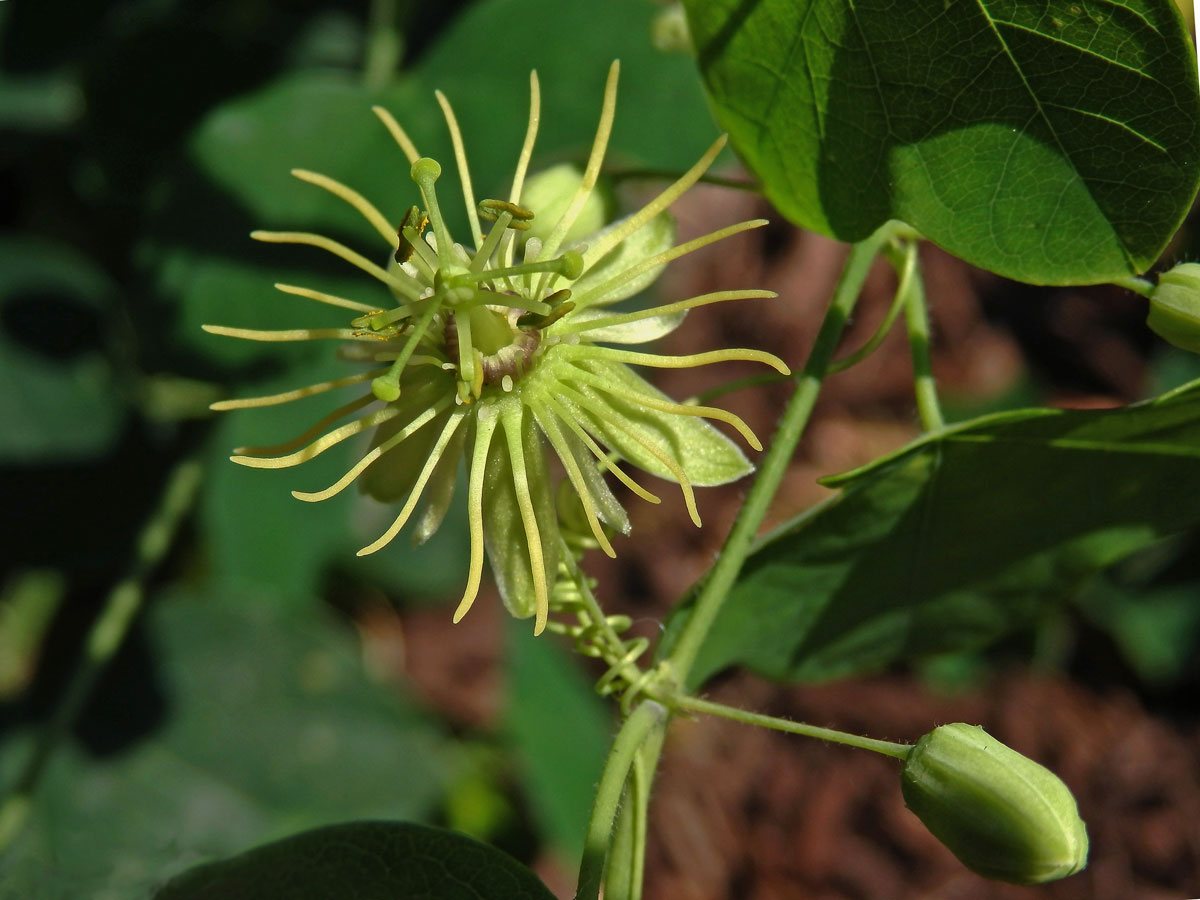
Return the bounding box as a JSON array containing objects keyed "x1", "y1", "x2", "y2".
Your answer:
[
  {"x1": 901, "y1": 723, "x2": 1088, "y2": 884},
  {"x1": 519, "y1": 164, "x2": 611, "y2": 248},
  {"x1": 1148, "y1": 263, "x2": 1200, "y2": 354}
]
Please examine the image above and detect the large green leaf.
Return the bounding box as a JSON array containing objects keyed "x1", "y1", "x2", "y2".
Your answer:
[
  {"x1": 682, "y1": 0, "x2": 1200, "y2": 284},
  {"x1": 0, "y1": 596, "x2": 452, "y2": 898},
  {"x1": 153, "y1": 821, "x2": 557, "y2": 900},
  {"x1": 0, "y1": 238, "x2": 125, "y2": 462},
  {"x1": 660, "y1": 379, "x2": 1200, "y2": 688}
]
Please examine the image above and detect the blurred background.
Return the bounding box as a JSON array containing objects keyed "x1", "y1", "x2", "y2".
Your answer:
[{"x1": 1, "y1": 1, "x2": 1198, "y2": 898}]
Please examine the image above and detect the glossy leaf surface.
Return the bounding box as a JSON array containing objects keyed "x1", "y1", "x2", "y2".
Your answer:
[
  {"x1": 683, "y1": 0, "x2": 1200, "y2": 283},
  {"x1": 154, "y1": 821, "x2": 557, "y2": 900},
  {"x1": 662, "y1": 380, "x2": 1200, "y2": 687}
]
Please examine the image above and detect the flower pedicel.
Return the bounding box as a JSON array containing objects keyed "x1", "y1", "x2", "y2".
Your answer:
[{"x1": 205, "y1": 62, "x2": 788, "y2": 634}]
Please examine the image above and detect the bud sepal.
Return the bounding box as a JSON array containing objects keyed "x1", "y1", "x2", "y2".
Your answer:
[{"x1": 1148, "y1": 262, "x2": 1200, "y2": 354}]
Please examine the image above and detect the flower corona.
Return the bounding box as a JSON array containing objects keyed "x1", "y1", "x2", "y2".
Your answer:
[{"x1": 206, "y1": 62, "x2": 788, "y2": 634}]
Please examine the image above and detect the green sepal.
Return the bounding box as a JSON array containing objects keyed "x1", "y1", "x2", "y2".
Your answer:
[
  {"x1": 535, "y1": 402, "x2": 631, "y2": 534},
  {"x1": 566, "y1": 307, "x2": 688, "y2": 344},
  {"x1": 901, "y1": 723, "x2": 1088, "y2": 885},
  {"x1": 481, "y1": 400, "x2": 560, "y2": 621},
  {"x1": 562, "y1": 358, "x2": 752, "y2": 486},
  {"x1": 569, "y1": 211, "x2": 676, "y2": 309}
]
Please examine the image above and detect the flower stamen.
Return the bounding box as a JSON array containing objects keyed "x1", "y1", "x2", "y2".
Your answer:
[{"x1": 371, "y1": 299, "x2": 440, "y2": 402}]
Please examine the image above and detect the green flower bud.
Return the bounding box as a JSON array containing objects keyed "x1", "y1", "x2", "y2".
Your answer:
[
  {"x1": 1148, "y1": 262, "x2": 1200, "y2": 354},
  {"x1": 901, "y1": 723, "x2": 1088, "y2": 885},
  {"x1": 519, "y1": 164, "x2": 612, "y2": 249}
]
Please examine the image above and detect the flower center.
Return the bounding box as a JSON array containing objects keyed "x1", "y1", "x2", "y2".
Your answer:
[{"x1": 445, "y1": 304, "x2": 541, "y2": 389}]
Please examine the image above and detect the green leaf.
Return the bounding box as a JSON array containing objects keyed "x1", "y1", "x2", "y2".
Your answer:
[
  {"x1": 0, "y1": 597, "x2": 452, "y2": 898},
  {"x1": 201, "y1": 386, "x2": 360, "y2": 602},
  {"x1": 0, "y1": 238, "x2": 125, "y2": 462},
  {"x1": 683, "y1": 0, "x2": 1200, "y2": 284},
  {"x1": 417, "y1": 0, "x2": 719, "y2": 178},
  {"x1": 153, "y1": 821, "x2": 557, "y2": 900},
  {"x1": 660, "y1": 379, "x2": 1200, "y2": 687},
  {"x1": 505, "y1": 622, "x2": 611, "y2": 863}
]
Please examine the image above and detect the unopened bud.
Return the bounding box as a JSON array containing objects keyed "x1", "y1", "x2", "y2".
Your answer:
[
  {"x1": 901, "y1": 723, "x2": 1088, "y2": 884},
  {"x1": 1148, "y1": 263, "x2": 1200, "y2": 354},
  {"x1": 519, "y1": 164, "x2": 612, "y2": 248}
]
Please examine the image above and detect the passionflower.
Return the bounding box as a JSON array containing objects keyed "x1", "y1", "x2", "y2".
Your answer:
[{"x1": 205, "y1": 62, "x2": 788, "y2": 634}]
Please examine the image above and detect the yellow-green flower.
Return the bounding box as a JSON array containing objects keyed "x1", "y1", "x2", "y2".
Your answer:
[{"x1": 206, "y1": 62, "x2": 788, "y2": 634}]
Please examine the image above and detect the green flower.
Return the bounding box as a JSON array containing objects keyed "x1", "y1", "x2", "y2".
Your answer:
[{"x1": 206, "y1": 62, "x2": 788, "y2": 634}]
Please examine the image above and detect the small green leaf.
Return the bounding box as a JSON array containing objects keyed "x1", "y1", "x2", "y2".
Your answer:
[
  {"x1": 661, "y1": 379, "x2": 1200, "y2": 687},
  {"x1": 153, "y1": 821, "x2": 557, "y2": 900},
  {"x1": 683, "y1": 0, "x2": 1200, "y2": 284}
]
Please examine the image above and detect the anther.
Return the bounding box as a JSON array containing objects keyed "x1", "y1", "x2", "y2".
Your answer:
[
  {"x1": 394, "y1": 205, "x2": 430, "y2": 264},
  {"x1": 517, "y1": 289, "x2": 575, "y2": 329},
  {"x1": 478, "y1": 199, "x2": 535, "y2": 230}
]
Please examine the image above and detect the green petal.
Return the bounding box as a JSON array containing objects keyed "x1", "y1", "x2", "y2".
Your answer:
[
  {"x1": 481, "y1": 400, "x2": 559, "y2": 623},
  {"x1": 558, "y1": 358, "x2": 753, "y2": 487},
  {"x1": 569, "y1": 211, "x2": 676, "y2": 309},
  {"x1": 565, "y1": 307, "x2": 687, "y2": 344}
]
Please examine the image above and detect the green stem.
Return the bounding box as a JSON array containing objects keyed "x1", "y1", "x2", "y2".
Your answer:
[
  {"x1": 672, "y1": 694, "x2": 912, "y2": 760},
  {"x1": 664, "y1": 221, "x2": 901, "y2": 686},
  {"x1": 827, "y1": 239, "x2": 915, "y2": 375},
  {"x1": 0, "y1": 456, "x2": 203, "y2": 854},
  {"x1": 897, "y1": 243, "x2": 944, "y2": 431},
  {"x1": 603, "y1": 785, "x2": 637, "y2": 900},
  {"x1": 558, "y1": 540, "x2": 644, "y2": 688},
  {"x1": 363, "y1": 0, "x2": 403, "y2": 91},
  {"x1": 576, "y1": 701, "x2": 666, "y2": 900},
  {"x1": 1112, "y1": 273, "x2": 1155, "y2": 298}
]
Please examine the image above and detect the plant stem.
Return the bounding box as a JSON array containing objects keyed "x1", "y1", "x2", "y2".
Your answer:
[
  {"x1": 672, "y1": 694, "x2": 912, "y2": 760},
  {"x1": 1112, "y1": 273, "x2": 1155, "y2": 298},
  {"x1": 827, "y1": 240, "x2": 914, "y2": 375},
  {"x1": 664, "y1": 221, "x2": 901, "y2": 686},
  {"x1": 576, "y1": 224, "x2": 904, "y2": 900},
  {"x1": 0, "y1": 456, "x2": 203, "y2": 854},
  {"x1": 576, "y1": 701, "x2": 666, "y2": 900},
  {"x1": 898, "y1": 243, "x2": 944, "y2": 431}
]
